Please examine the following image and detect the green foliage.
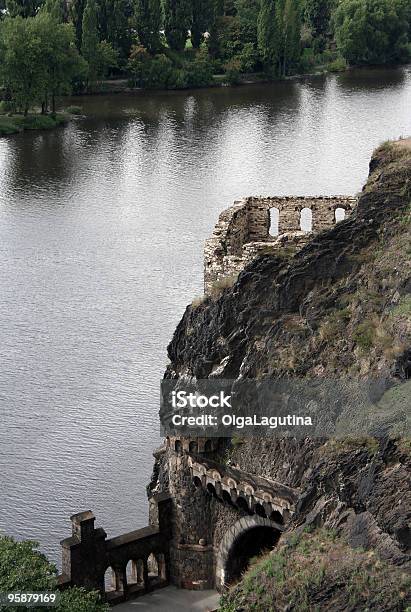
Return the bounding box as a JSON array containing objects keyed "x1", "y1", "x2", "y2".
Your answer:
[
  {"x1": 335, "y1": 0, "x2": 411, "y2": 65},
  {"x1": 0, "y1": 537, "x2": 55, "y2": 604},
  {"x1": 164, "y1": 0, "x2": 192, "y2": 51},
  {"x1": 5, "y1": 0, "x2": 43, "y2": 17},
  {"x1": 0, "y1": 536, "x2": 108, "y2": 612},
  {"x1": 65, "y1": 104, "x2": 83, "y2": 114},
  {"x1": 98, "y1": 0, "x2": 133, "y2": 61},
  {"x1": 258, "y1": 0, "x2": 302, "y2": 76},
  {"x1": 0, "y1": 14, "x2": 84, "y2": 114},
  {"x1": 41, "y1": 0, "x2": 67, "y2": 21},
  {"x1": 304, "y1": 0, "x2": 333, "y2": 52},
  {"x1": 134, "y1": 0, "x2": 162, "y2": 53},
  {"x1": 82, "y1": 0, "x2": 118, "y2": 83},
  {"x1": 69, "y1": 0, "x2": 86, "y2": 49},
  {"x1": 128, "y1": 45, "x2": 213, "y2": 88},
  {"x1": 191, "y1": 0, "x2": 213, "y2": 48},
  {"x1": 57, "y1": 587, "x2": 109, "y2": 612}
]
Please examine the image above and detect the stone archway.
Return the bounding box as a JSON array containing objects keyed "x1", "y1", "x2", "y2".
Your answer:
[{"x1": 215, "y1": 516, "x2": 281, "y2": 589}]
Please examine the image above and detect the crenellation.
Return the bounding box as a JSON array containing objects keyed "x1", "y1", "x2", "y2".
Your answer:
[{"x1": 204, "y1": 195, "x2": 357, "y2": 293}]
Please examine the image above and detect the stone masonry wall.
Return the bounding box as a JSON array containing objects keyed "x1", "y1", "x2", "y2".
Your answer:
[{"x1": 204, "y1": 196, "x2": 357, "y2": 293}]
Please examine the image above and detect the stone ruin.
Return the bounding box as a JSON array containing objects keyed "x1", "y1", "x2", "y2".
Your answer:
[{"x1": 204, "y1": 196, "x2": 357, "y2": 293}]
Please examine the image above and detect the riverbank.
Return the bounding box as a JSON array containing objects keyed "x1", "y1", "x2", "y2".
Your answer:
[{"x1": 0, "y1": 113, "x2": 69, "y2": 136}]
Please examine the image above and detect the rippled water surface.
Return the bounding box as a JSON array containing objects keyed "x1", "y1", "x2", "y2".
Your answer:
[{"x1": 0, "y1": 67, "x2": 410, "y2": 564}]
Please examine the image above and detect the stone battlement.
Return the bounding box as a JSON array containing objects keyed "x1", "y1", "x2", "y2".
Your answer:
[{"x1": 204, "y1": 195, "x2": 357, "y2": 293}]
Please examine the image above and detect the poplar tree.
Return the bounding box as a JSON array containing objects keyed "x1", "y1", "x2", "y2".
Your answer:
[
  {"x1": 257, "y1": 0, "x2": 278, "y2": 67},
  {"x1": 42, "y1": 0, "x2": 67, "y2": 21},
  {"x1": 304, "y1": 0, "x2": 331, "y2": 51},
  {"x1": 100, "y1": 0, "x2": 132, "y2": 60},
  {"x1": 82, "y1": 0, "x2": 100, "y2": 80},
  {"x1": 134, "y1": 0, "x2": 161, "y2": 53},
  {"x1": 191, "y1": 0, "x2": 213, "y2": 48},
  {"x1": 280, "y1": 0, "x2": 301, "y2": 76},
  {"x1": 164, "y1": 0, "x2": 192, "y2": 51},
  {"x1": 70, "y1": 0, "x2": 86, "y2": 49}
]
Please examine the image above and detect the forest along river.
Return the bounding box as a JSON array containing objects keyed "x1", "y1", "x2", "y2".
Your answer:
[{"x1": 0, "y1": 66, "x2": 410, "y2": 564}]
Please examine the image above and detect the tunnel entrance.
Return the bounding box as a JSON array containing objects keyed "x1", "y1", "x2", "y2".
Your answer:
[{"x1": 216, "y1": 516, "x2": 282, "y2": 588}]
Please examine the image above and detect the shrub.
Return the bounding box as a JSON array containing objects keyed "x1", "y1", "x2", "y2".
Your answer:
[
  {"x1": 65, "y1": 105, "x2": 83, "y2": 115},
  {"x1": 224, "y1": 57, "x2": 242, "y2": 85}
]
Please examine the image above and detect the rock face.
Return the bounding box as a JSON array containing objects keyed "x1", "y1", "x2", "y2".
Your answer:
[{"x1": 152, "y1": 141, "x2": 411, "y2": 601}]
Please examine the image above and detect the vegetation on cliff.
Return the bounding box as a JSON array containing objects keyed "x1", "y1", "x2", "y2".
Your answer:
[{"x1": 219, "y1": 529, "x2": 411, "y2": 611}]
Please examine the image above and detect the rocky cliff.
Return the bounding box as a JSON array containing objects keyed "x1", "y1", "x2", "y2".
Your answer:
[{"x1": 158, "y1": 139, "x2": 411, "y2": 609}]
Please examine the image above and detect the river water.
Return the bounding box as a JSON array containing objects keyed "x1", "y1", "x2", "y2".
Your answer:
[{"x1": 0, "y1": 67, "x2": 410, "y2": 565}]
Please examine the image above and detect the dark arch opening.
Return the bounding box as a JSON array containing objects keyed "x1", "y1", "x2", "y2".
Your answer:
[
  {"x1": 270, "y1": 510, "x2": 284, "y2": 524},
  {"x1": 254, "y1": 503, "x2": 266, "y2": 518},
  {"x1": 207, "y1": 483, "x2": 216, "y2": 496},
  {"x1": 189, "y1": 440, "x2": 198, "y2": 454},
  {"x1": 193, "y1": 476, "x2": 202, "y2": 488},
  {"x1": 204, "y1": 440, "x2": 213, "y2": 453},
  {"x1": 236, "y1": 496, "x2": 249, "y2": 514},
  {"x1": 222, "y1": 490, "x2": 233, "y2": 505},
  {"x1": 224, "y1": 526, "x2": 280, "y2": 585},
  {"x1": 174, "y1": 440, "x2": 182, "y2": 453}
]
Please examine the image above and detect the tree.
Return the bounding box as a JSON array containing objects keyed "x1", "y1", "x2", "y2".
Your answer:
[
  {"x1": 133, "y1": 0, "x2": 161, "y2": 53},
  {"x1": 0, "y1": 16, "x2": 45, "y2": 114},
  {"x1": 335, "y1": 0, "x2": 410, "y2": 65},
  {"x1": 257, "y1": 0, "x2": 278, "y2": 66},
  {"x1": 70, "y1": 0, "x2": 87, "y2": 48},
  {"x1": 191, "y1": 0, "x2": 214, "y2": 48},
  {"x1": 258, "y1": 0, "x2": 301, "y2": 76},
  {"x1": 5, "y1": 0, "x2": 43, "y2": 17},
  {"x1": 0, "y1": 13, "x2": 86, "y2": 113},
  {"x1": 97, "y1": 0, "x2": 133, "y2": 61},
  {"x1": 41, "y1": 0, "x2": 67, "y2": 21},
  {"x1": 304, "y1": 0, "x2": 332, "y2": 51},
  {"x1": 82, "y1": 0, "x2": 118, "y2": 84},
  {"x1": 36, "y1": 13, "x2": 87, "y2": 112},
  {"x1": 280, "y1": 0, "x2": 301, "y2": 75},
  {"x1": 0, "y1": 536, "x2": 108, "y2": 612},
  {"x1": 164, "y1": 0, "x2": 192, "y2": 51}
]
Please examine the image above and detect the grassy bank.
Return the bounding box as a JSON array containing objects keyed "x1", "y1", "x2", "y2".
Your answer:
[
  {"x1": 219, "y1": 529, "x2": 411, "y2": 611},
  {"x1": 0, "y1": 113, "x2": 69, "y2": 136}
]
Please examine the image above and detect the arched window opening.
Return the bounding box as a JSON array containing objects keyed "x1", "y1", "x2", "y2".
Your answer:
[
  {"x1": 222, "y1": 490, "x2": 233, "y2": 505},
  {"x1": 147, "y1": 553, "x2": 159, "y2": 584},
  {"x1": 269, "y1": 208, "x2": 279, "y2": 236},
  {"x1": 236, "y1": 496, "x2": 249, "y2": 514},
  {"x1": 335, "y1": 207, "x2": 346, "y2": 223},
  {"x1": 157, "y1": 553, "x2": 167, "y2": 581},
  {"x1": 193, "y1": 476, "x2": 202, "y2": 488},
  {"x1": 270, "y1": 510, "x2": 284, "y2": 524},
  {"x1": 104, "y1": 566, "x2": 117, "y2": 593},
  {"x1": 204, "y1": 440, "x2": 213, "y2": 453},
  {"x1": 254, "y1": 503, "x2": 267, "y2": 518},
  {"x1": 206, "y1": 483, "x2": 216, "y2": 496},
  {"x1": 126, "y1": 560, "x2": 137, "y2": 585},
  {"x1": 300, "y1": 207, "x2": 312, "y2": 232},
  {"x1": 189, "y1": 440, "x2": 198, "y2": 454},
  {"x1": 174, "y1": 440, "x2": 182, "y2": 453}
]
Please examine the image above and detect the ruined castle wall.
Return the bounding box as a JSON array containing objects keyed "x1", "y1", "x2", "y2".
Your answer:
[{"x1": 204, "y1": 195, "x2": 357, "y2": 293}]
